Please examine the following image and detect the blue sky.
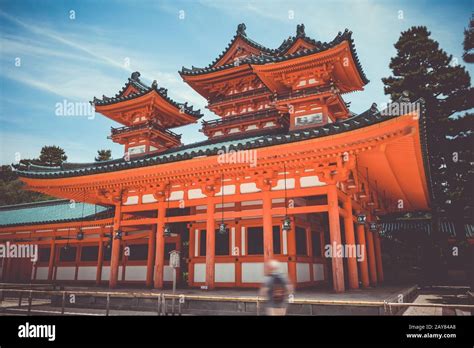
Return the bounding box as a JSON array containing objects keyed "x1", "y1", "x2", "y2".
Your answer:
[{"x1": 0, "y1": 0, "x2": 471, "y2": 164}]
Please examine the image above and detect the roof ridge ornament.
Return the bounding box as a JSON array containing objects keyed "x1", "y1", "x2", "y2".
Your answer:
[
  {"x1": 236, "y1": 23, "x2": 247, "y2": 36},
  {"x1": 296, "y1": 23, "x2": 305, "y2": 37},
  {"x1": 130, "y1": 71, "x2": 141, "y2": 81},
  {"x1": 370, "y1": 103, "x2": 378, "y2": 113}
]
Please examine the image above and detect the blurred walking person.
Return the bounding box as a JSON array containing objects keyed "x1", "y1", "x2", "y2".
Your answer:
[{"x1": 259, "y1": 259, "x2": 293, "y2": 315}]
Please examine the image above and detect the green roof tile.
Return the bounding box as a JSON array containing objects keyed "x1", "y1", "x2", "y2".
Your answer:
[{"x1": 0, "y1": 200, "x2": 112, "y2": 227}]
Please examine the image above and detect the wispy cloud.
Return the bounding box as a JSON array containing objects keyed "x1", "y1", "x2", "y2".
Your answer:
[{"x1": 0, "y1": 10, "x2": 206, "y2": 108}]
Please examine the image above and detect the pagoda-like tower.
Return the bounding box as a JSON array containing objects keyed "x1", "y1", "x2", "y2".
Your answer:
[
  {"x1": 92, "y1": 72, "x2": 203, "y2": 156},
  {"x1": 180, "y1": 24, "x2": 368, "y2": 138}
]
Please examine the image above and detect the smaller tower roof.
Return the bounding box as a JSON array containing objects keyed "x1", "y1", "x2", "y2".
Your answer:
[{"x1": 92, "y1": 71, "x2": 203, "y2": 127}]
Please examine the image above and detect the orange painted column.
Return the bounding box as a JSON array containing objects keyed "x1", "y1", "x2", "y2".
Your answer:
[
  {"x1": 374, "y1": 232, "x2": 384, "y2": 283},
  {"x1": 327, "y1": 185, "x2": 345, "y2": 293},
  {"x1": 343, "y1": 196, "x2": 359, "y2": 289},
  {"x1": 355, "y1": 224, "x2": 370, "y2": 288},
  {"x1": 263, "y1": 189, "x2": 274, "y2": 264},
  {"x1": 365, "y1": 228, "x2": 378, "y2": 286},
  {"x1": 96, "y1": 234, "x2": 104, "y2": 285},
  {"x1": 109, "y1": 203, "x2": 122, "y2": 288},
  {"x1": 47, "y1": 236, "x2": 56, "y2": 282},
  {"x1": 287, "y1": 217, "x2": 297, "y2": 287},
  {"x1": 205, "y1": 197, "x2": 216, "y2": 289},
  {"x1": 154, "y1": 201, "x2": 166, "y2": 289},
  {"x1": 146, "y1": 225, "x2": 156, "y2": 287}
]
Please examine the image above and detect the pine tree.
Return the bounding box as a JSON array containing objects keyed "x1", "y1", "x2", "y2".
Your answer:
[
  {"x1": 38, "y1": 145, "x2": 67, "y2": 166},
  {"x1": 463, "y1": 15, "x2": 474, "y2": 63},
  {"x1": 382, "y1": 26, "x2": 472, "y2": 222},
  {"x1": 95, "y1": 149, "x2": 112, "y2": 162},
  {"x1": 382, "y1": 26, "x2": 473, "y2": 284}
]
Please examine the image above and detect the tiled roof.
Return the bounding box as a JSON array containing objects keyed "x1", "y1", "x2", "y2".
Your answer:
[
  {"x1": 14, "y1": 97, "x2": 428, "y2": 180},
  {"x1": 0, "y1": 200, "x2": 113, "y2": 227},
  {"x1": 381, "y1": 220, "x2": 474, "y2": 239},
  {"x1": 180, "y1": 24, "x2": 369, "y2": 85},
  {"x1": 91, "y1": 71, "x2": 203, "y2": 119}
]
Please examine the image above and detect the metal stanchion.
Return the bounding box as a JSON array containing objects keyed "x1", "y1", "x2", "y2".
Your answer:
[
  {"x1": 27, "y1": 290, "x2": 33, "y2": 315},
  {"x1": 106, "y1": 293, "x2": 110, "y2": 316},
  {"x1": 162, "y1": 294, "x2": 166, "y2": 316},
  {"x1": 157, "y1": 294, "x2": 161, "y2": 316},
  {"x1": 61, "y1": 291, "x2": 66, "y2": 315}
]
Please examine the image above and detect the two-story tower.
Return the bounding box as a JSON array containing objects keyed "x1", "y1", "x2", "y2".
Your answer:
[
  {"x1": 93, "y1": 72, "x2": 203, "y2": 157},
  {"x1": 180, "y1": 24, "x2": 368, "y2": 138}
]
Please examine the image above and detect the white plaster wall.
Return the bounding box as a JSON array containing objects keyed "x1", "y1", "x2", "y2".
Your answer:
[
  {"x1": 194, "y1": 263, "x2": 206, "y2": 283},
  {"x1": 77, "y1": 266, "x2": 97, "y2": 281},
  {"x1": 124, "y1": 196, "x2": 139, "y2": 205},
  {"x1": 240, "y1": 183, "x2": 260, "y2": 193},
  {"x1": 300, "y1": 176, "x2": 325, "y2": 188},
  {"x1": 124, "y1": 266, "x2": 147, "y2": 281},
  {"x1": 101, "y1": 266, "x2": 123, "y2": 281},
  {"x1": 142, "y1": 194, "x2": 157, "y2": 203},
  {"x1": 313, "y1": 263, "x2": 325, "y2": 281},
  {"x1": 56, "y1": 267, "x2": 75, "y2": 280},
  {"x1": 188, "y1": 189, "x2": 205, "y2": 199},
  {"x1": 241, "y1": 262, "x2": 264, "y2": 283},
  {"x1": 215, "y1": 263, "x2": 235, "y2": 283},
  {"x1": 296, "y1": 263, "x2": 311, "y2": 283},
  {"x1": 272, "y1": 178, "x2": 295, "y2": 191},
  {"x1": 35, "y1": 267, "x2": 49, "y2": 280}
]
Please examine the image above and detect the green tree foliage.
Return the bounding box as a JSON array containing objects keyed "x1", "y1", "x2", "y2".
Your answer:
[
  {"x1": 0, "y1": 165, "x2": 54, "y2": 206},
  {"x1": 382, "y1": 26, "x2": 473, "y2": 227},
  {"x1": 463, "y1": 15, "x2": 474, "y2": 63},
  {"x1": 39, "y1": 145, "x2": 67, "y2": 166},
  {"x1": 383, "y1": 25, "x2": 473, "y2": 286},
  {"x1": 95, "y1": 149, "x2": 112, "y2": 162}
]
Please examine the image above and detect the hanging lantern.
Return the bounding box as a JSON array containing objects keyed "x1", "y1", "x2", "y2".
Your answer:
[
  {"x1": 76, "y1": 229, "x2": 84, "y2": 240},
  {"x1": 356, "y1": 214, "x2": 367, "y2": 225},
  {"x1": 63, "y1": 244, "x2": 69, "y2": 251},
  {"x1": 358, "y1": 183, "x2": 367, "y2": 199},
  {"x1": 163, "y1": 224, "x2": 172, "y2": 237},
  {"x1": 346, "y1": 172, "x2": 356, "y2": 189},
  {"x1": 114, "y1": 229, "x2": 122, "y2": 240},
  {"x1": 367, "y1": 192, "x2": 375, "y2": 206},
  {"x1": 218, "y1": 222, "x2": 227, "y2": 235},
  {"x1": 282, "y1": 216, "x2": 291, "y2": 232}
]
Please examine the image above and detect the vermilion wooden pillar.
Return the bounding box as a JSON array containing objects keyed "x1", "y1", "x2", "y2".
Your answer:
[
  {"x1": 343, "y1": 196, "x2": 359, "y2": 289},
  {"x1": 109, "y1": 203, "x2": 122, "y2": 288},
  {"x1": 327, "y1": 185, "x2": 345, "y2": 293},
  {"x1": 355, "y1": 224, "x2": 370, "y2": 288},
  {"x1": 47, "y1": 237, "x2": 56, "y2": 282},
  {"x1": 146, "y1": 225, "x2": 156, "y2": 287},
  {"x1": 374, "y1": 232, "x2": 384, "y2": 282},
  {"x1": 205, "y1": 198, "x2": 216, "y2": 289},
  {"x1": 262, "y1": 189, "x2": 274, "y2": 264},
  {"x1": 287, "y1": 217, "x2": 297, "y2": 287},
  {"x1": 365, "y1": 228, "x2": 378, "y2": 286},
  {"x1": 96, "y1": 232, "x2": 104, "y2": 285},
  {"x1": 154, "y1": 201, "x2": 166, "y2": 288}
]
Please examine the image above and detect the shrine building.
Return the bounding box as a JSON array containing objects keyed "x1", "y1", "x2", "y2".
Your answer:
[{"x1": 0, "y1": 24, "x2": 431, "y2": 293}]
